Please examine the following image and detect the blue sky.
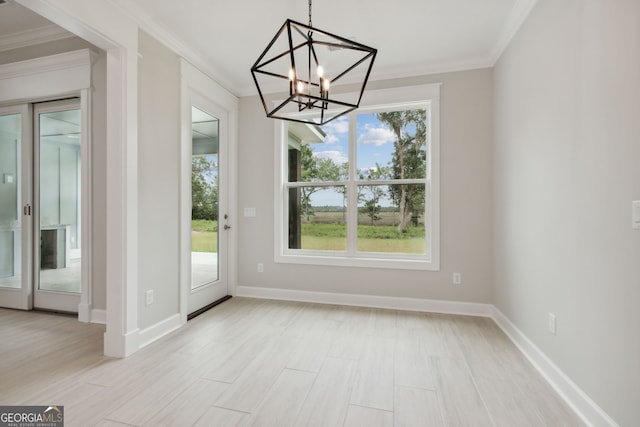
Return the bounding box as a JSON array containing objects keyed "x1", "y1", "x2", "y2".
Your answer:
[
  {"x1": 313, "y1": 113, "x2": 396, "y2": 173},
  {"x1": 307, "y1": 113, "x2": 398, "y2": 207}
]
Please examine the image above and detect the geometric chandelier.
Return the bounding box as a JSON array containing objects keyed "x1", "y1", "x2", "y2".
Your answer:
[{"x1": 251, "y1": 0, "x2": 377, "y2": 125}]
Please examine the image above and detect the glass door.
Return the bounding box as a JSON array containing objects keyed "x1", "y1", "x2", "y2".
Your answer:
[
  {"x1": 0, "y1": 105, "x2": 31, "y2": 310},
  {"x1": 33, "y1": 100, "x2": 82, "y2": 312},
  {"x1": 188, "y1": 105, "x2": 228, "y2": 315}
]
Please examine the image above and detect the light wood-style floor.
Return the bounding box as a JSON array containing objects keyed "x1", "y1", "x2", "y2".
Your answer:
[{"x1": 0, "y1": 297, "x2": 585, "y2": 426}]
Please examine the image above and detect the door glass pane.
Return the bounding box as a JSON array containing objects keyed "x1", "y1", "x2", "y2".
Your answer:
[
  {"x1": 0, "y1": 114, "x2": 21, "y2": 289},
  {"x1": 38, "y1": 108, "x2": 81, "y2": 293},
  {"x1": 191, "y1": 107, "x2": 219, "y2": 289}
]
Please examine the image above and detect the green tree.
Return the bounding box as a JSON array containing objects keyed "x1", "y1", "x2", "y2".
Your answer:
[
  {"x1": 358, "y1": 163, "x2": 389, "y2": 225},
  {"x1": 192, "y1": 156, "x2": 218, "y2": 220},
  {"x1": 300, "y1": 145, "x2": 341, "y2": 221},
  {"x1": 377, "y1": 110, "x2": 426, "y2": 232}
]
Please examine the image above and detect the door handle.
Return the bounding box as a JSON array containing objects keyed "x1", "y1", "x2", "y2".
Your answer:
[{"x1": 224, "y1": 224, "x2": 231, "y2": 230}]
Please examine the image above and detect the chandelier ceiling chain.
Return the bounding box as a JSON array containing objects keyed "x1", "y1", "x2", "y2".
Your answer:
[{"x1": 251, "y1": 0, "x2": 377, "y2": 125}]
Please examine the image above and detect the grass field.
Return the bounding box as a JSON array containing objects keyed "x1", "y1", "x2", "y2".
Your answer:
[
  {"x1": 192, "y1": 220, "x2": 218, "y2": 252},
  {"x1": 299, "y1": 221, "x2": 425, "y2": 253},
  {"x1": 191, "y1": 216, "x2": 425, "y2": 254},
  {"x1": 192, "y1": 231, "x2": 217, "y2": 252}
]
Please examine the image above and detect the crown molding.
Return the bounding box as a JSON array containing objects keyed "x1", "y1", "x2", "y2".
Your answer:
[
  {"x1": 107, "y1": 0, "x2": 240, "y2": 97},
  {"x1": 0, "y1": 24, "x2": 74, "y2": 52},
  {"x1": 238, "y1": 56, "x2": 494, "y2": 98}
]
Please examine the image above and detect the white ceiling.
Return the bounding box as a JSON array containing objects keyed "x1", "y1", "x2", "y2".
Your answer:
[
  {"x1": 116, "y1": 0, "x2": 537, "y2": 96},
  {"x1": 1, "y1": 0, "x2": 537, "y2": 97}
]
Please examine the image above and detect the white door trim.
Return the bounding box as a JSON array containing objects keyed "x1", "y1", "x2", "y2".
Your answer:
[{"x1": 17, "y1": 0, "x2": 141, "y2": 357}]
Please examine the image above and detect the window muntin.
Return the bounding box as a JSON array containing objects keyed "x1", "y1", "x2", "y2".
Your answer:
[{"x1": 277, "y1": 84, "x2": 440, "y2": 270}]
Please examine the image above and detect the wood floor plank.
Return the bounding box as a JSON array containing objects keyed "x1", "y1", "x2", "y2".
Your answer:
[
  {"x1": 93, "y1": 420, "x2": 135, "y2": 427},
  {"x1": 200, "y1": 326, "x2": 282, "y2": 383},
  {"x1": 433, "y1": 356, "x2": 494, "y2": 427},
  {"x1": 343, "y1": 405, "x2": 393, "y2": 427},
  {"x1": 395, "y1": 328, "x2": 436, "y2": 390},
  {"x1": 452, "y1": 316, "x2": 512, "y2": 381},
  {"x1": 474, "y1": 377, "x2": 544, "y2": 427},
  {"x1": 246, "y1": 369, "x2": 315, "y2": 427},
  {"x1": 192, "y1": 406, "x2": 249, "y2": 427},
  {"x1": 142, "y1": 378, "x2": 229, "y2": 427},
  {"x1": 327, "y1": 325, "x2": 367, "y2": 360},
  {"x1": 286, "y1": 319, "x2": 338, "y2": 373},
  {"x1": 294, "y1": 357, "x2": 358, "y2": 427},
  {"x1": 214, "y1": 335, "x2": 300, "y2": 413},
  {"x1": 394, "y1": 386, "x2": 444, "y2": 427},
  {"x1": 371, "y1": 308, "x2": 397, "y2": 338},
  {"x1": 350, "y1": 335, "x2": 395, "y2": 411}
]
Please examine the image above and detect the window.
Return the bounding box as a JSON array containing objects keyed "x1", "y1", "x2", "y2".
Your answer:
[{"x1": 275, "y1": 84, "x2": 440, "y2": 270}]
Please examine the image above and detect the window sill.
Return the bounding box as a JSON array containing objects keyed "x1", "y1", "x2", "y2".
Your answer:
[{"x1": 276, "y1": 251, "x2": 440, "y2": 271}]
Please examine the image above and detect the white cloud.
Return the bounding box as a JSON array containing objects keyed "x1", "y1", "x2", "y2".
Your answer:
[
  {"x1": 323, "y1": 134, "x2": 339, "y2": 145},
  {"x1": 321, "y1": 116, "x2": 349, "y2": 134},
  {"x1": 357, "y1": 126, "x2": 396, "y2": 146},
  {"x1": 314, "y1": 150, "x2": 347, "y2": 165}
]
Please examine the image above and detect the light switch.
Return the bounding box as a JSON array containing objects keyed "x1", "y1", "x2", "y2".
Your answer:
[
  {"x1": 3, "y1": 173, "x2": 14, "y2": 184},
  {"x1": 632, "y1": 201, "x2": 640, "y2": 230},
  {"x1": 244, "y1": 207, "x2": 256, "y2": 217}
]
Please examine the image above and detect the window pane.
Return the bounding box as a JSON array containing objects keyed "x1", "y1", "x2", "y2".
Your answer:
[
  {"x1": 356, "y1": 110, "x2": 427, "y2": 181},
  {"x1": 0, "y1": 114, "x2": 21, "y2": 289},
  {"x1": 287, "y1": 117, "x2": 349, "y2": 183},
  {"x1": 191, "y1": 107, "x2": 219, "y2": 289},
  {"x1": 357, "y1": 183, "x2": 425, "y2": 254},
  {"x1": 289, "y1": 186, "x2": 347, "y2": 251}
]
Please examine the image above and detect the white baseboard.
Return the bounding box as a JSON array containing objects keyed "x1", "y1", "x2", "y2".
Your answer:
[
  {"x1": 78, "y1": 302, "x2": 91, "y2": 322},
  {"x1": 137, "y1": 314, "x2": 183, "y2": 349},
  {"x1": 104, "y1": 327, "x2": 139, "y2": 358},
  {"x1": 491, "y1": 307, "x2": 618, "y2": 427},
  {"x1": 235, "y1": 285, "x2": 493, "y2": 317}
]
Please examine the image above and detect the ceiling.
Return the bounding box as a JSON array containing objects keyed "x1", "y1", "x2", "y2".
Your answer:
[{"x1": 1, "y1": 0, "x2": 537, "y2": 97}]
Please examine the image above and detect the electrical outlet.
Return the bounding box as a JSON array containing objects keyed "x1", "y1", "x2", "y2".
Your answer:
[
  {"x1": 257, "y1": 263, "x2": 264, "y2": 273},
  {"x1": 145, "y1": 290, "x2": 154, "y2": 306},
  {"x1": 548, "y1": 313, "x2": 556, "y2": 335},
  {"x1": 452, "y1": 272, "x2": 462, "y2": 285}
]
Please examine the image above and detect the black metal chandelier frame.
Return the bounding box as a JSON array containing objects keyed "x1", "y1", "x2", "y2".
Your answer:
[{"x1": 251, "y1": 1, "x2": 377, "y2": 125}]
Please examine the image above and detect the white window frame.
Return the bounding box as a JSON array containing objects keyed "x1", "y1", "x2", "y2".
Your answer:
[{"x1": 274, "y1": 84, "x2": 440, "y2": 271}]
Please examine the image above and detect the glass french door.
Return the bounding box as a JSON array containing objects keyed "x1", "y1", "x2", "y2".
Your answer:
[
  {"x1": 187, "y1": 103, "x2": 229, "y2": 315},
  {"x1": 33, "y1": 100, "x2": 82, "y2": 312},
  {"x1": 0, "y1": 105, "x2": 31, "y2": 310},
  {"x1": 0, "y1": 100, "x2": 83, "y2": 312}
]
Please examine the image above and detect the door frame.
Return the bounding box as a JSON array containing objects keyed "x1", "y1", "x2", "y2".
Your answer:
[{"x1": 179, "y1": 59, "x2": 238, "y2": 323}]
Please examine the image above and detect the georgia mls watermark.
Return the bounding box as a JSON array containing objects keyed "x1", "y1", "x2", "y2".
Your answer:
[{"x1": 0, "y1": 406, "x2": 64, "y2": 427}]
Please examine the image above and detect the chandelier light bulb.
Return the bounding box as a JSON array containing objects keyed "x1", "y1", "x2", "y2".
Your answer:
[
  {"x1": 323, "y1": 79, "x2": 330, "y2": 92},
  {"x1": 317, "y1": 65, "x2": 324, "y2": 78},
  {"x1": 296, "y1": 81, "x2": 304, "y2": 93},
  {"x1": 288, "y1": 68, "x2": 295, "y2": 81}
]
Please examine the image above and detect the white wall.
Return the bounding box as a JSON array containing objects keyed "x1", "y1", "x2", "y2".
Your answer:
[
  {"x1": 136, "y1": 30, "x2": 180, "y2": 330},
  {"x1": 237, "y1": 69, "x2": 494, "y2": 303},
  {"x1": 493, "y1": 0, "x2": 640, "y2": 425}
]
